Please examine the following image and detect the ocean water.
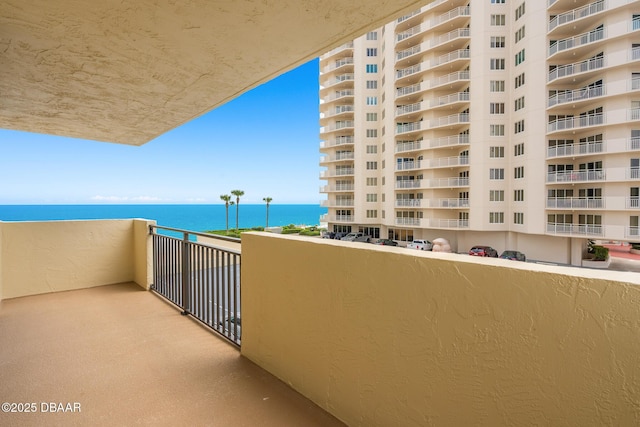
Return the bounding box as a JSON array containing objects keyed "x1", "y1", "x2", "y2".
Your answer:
[{"x1": 0, "y1": 204, "x2": 327, "y2": 232}]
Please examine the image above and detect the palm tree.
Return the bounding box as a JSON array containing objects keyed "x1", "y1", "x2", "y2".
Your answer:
[
  {"x1": 220, "y1": 194, "x2": 233, "y2": 233},
  {"x1": 263, "y1": 197, "x2": 273, "y2": 228},
  {"x1": 230, "y1": 189, "x2": 244, "y2": 230}
]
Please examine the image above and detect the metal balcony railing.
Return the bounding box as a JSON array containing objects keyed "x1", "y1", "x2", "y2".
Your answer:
[
  {"x1": 546, "y1": 223, "x2": 604, "y2": 236},
  {"x1": 626, "y1": 197, "x2": 639, "y2": 209},
  {"x1": 430, "y1": 113, "x2": 469, "y2": 128},
  {"x1": 429, "y1": 6, "x2": 470, "y2": 28},
  {"x1": 426, "y1": 198, "x2": 470, "y2": 208},
  {"x1": 549, "y1": 27, "x2": 606, "y2": 57},
  {"x1": 322, "y1": 58, "x2": 354, "y2": 74},
  {"x1": 396, "y1": 45, "x2": 421, "y2": 62},
  {"x1": 629, "y1": 167, "x2": 640, "y2": 179},
  {"x1": 429, "y1": 92, "x2": 470, "y2": 108},
  {"x1": 397, "y1": 122, "x2": 422, "y2": 134},
  {"x1": 429, "y1": 134, "x2": 470, "y2": 148},
  {"x1": 548, "y1": 56, "x2": 605, "y2": 82},
  {"x1": 396, "y1": 180, "x2": 422, "y2": 189},
  {"x1": 395, "y1": 217, "x2": 421, "y2": 226},
  {"x1": 429, "y1": 70, "x2": 470, "y2": 88},
  {"x1": 547, "y1": 113, "x2": 605, "y2": 132},
  {"x1": 426, "y1": 177, "x2": 469, "y2": 187},
  {"x1": 629, "y1": 137, "x2": 640, "y2": 151},
  {"x1": 396, "y1": 63, "x2": 422, "y2": 79},
  {"x1": 546, "y1": 198, "x2": 604, "y2": 209},
  {"x1": 430, "y1": 49, "x2": 470, "y2": 68},
  {"x1": 396, "y1": 102, "x2": 423, "y2": 116},
  {"x1": 428, "y1": 156, "x2": 469, "y2": 168},
  {"x1": 396, "y1": 199, "x2": 422, "y2": 207},
  {"x1": 150, "y1": 225, "x2": 241, "y2": 346},
  {"x1": 548, "y1": 0, "x2": 605, "y2": 32},
  {"x1": 426, "y1": 218, "x2": 469, "y2": 228},
  {"x1": 546, "y1": 169, "x2": 606, "y2": 183},
  {"x1": 548, "y1": 85, "x2": 604, "y2": 107},
  {"x1": 627, "y1": 227, "x2": 640, "y2": 238},
  {"x1": 323, "y1": 90, "x2": 354, "y2": 102},
  {"x1": 547, "y1": 141, "x2": 603, "y2": 158},
  {"x1": 397, "y1": 83, "x2": 423, "y2": 98},
  {"x1": 395, "y1": 141, "x2": 423, "y2": 153},
  {"x1": 396, "y1": 160, "x2": 422, "y2": 171},
  {"x1": 396, "y1": 23, "x2": 423, "y2": 42}
]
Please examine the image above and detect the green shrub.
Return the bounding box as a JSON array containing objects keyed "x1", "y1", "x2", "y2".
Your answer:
[
  {"x1": 299, "y1": 229, "x2": 321, "y2": 236},
  {"x1": 592, "y1": 245, "x2": 609, "y2": 261},
  {"x1": 250, "y1": 226, "x2": 265, "y2": 231},
  {"x1": 281, "y1": 228, "x2": 302, "y2": 234}
]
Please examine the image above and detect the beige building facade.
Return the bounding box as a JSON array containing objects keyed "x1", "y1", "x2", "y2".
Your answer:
[{"x1": 320, "y1": 0, "x2": 640, "y2": 265}]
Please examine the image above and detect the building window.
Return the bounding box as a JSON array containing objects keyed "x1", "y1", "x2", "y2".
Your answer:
[
  {"x1": 490, "y1": 80, "x2": 505, "y2": 92},
  {"x1": 366, "y1": 177, "x2": 377, "y2": 186},
  {"x1": 490, "y1": 190, "x2": 505, "y2": 201},
  {"x1": 514, "y1": 119, "x2": 525, "y2": 134},
  {"x1": 515, "y1": 73, "x2": 525, "y2": 88},
  {"x1": 490, "y1": 168, "x2": 505, "y2": 180},
  {"x1": 366, "y1": 194, "x2": 378, "y2": 202},
  {"x1": 366, "y1": 112, "x2": 378, "y2": 121},
  {"x1": 515, "y1": 49, "x2": 525, "y2": 66},
  {"x1": 366, "y1": 80, "x2": 378, "y2": 89},
  {"x1": 514, "y1": 142, "x2": 525, "y2": 156},
  {"x1": 366, "y1": 48, "x2": 378, "y2": 56},
  {"x1": 491, "y1": 14, "x2": 506, "y2": 26},
  {"x1": 366, "y1": 145, "x2": 377, "y2": 154},
  {"x1": 490, "y1": 146, "x2": 505, "y2": 158},
  {"x1": 366, "y1": 31, "x2": 378, "y2": 40},
  {"x1": 515, "y1": 26, "x2": 525, "y2": 43},
  {"x1": 366, "y1": 129, "x2": 378, "y2": 137},
  {"x1": 490, "y1": 36, "x2": 506, "y2": 48},
  {"x1": 490, "y1": 124, "x2": 505, "y2": 136},
  {"x1": 490, "y1": 102, "x2": 505, "y2": 114},
  {"x1": 366, "y1": 161, "x2": 378, "y2": 170},
  {"x1": 514, "y1": 212, "x2": 524, "y2": 224},
  {"x1": 490, "y1": 58, "x2": 506, "y2": 70},
  {"x1": 514, "y1": 189, "x2": 524, "y2": 201},
  {"x1": 366, "y1": 210, "x2": 378, "y2": 218},
  {"x1": 514, "y1": 96, "x2": 525, "y2": 111},
  {"x1": 366, "y1": 64, "x2": 378, "y2": 73},
  {"x1": 491, "y1": 0, "x2": 506, "y2": 3},
  {"x1": 490, "y1": 212, "x2": 505, "y2": 223},
  {"x1": 515, "y1": 2, "x2": 526, "y2": 20},
  {"x1": 366, "y1": 96, "x2": 378, "y2": 105},
  {"x1": 514, "y1": 166, "x2": 524, "y2": 179}
]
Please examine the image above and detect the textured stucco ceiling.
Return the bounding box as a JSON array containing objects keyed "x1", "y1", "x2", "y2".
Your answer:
[{"x1": 0, "y1": 0, "x2": 428, "y2": 145}]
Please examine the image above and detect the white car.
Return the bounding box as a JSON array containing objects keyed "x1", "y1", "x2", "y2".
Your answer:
[{"x1": 407, "y1": 239, "x2": 433, "y2": 251}]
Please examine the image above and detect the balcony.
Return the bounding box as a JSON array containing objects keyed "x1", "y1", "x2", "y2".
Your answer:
[
  {"x1": 548, "y1": 27, "x2": 606, "y2": 58},
  {"x1": 546, "y1": 197, "x2": 604, "y2": 209},
  {"x1": 424, "y1": 218, "x2": 469, "y2": 228},
  {"x1": 547, "y1": 113, "x2": 605, "y2": 133},
  {"x1": 2, "y1": 220, "x2": 639, "y2": 425},
  {"x1": 546, "y1": 222, "x2": 604, "y2": 236},
  {"x1": 429, "y1": 112, "x2": 470, "y2": 129},
  {"x1": 546, "y1": 169, "x2": 606, "y2": 183},
  {"x1": 427, "y1": 155, "x2": 469, "y2": 168},
  {"x1": 425, "y1": 177, "x2": 469, "y2": 188},
  {"x1": 547, "y1": 84, "x2": 604, "y2": 108},
  {"x1": 320, "y1": 136, "x2": 354, "y2": 149},
  {"x1": 425, "y1": 198, "x2": 470, "y2": 208},
  {"x1": 548, "y1": 55, "x2": 605, "y2": 83},
  {"x1": 321, "y1": 199, "x2": 354, "y2": 208},
  {"x1": 546, "y1": 141, "x2": 604, "y2": 158},
  {"x1": 395, "y1": 217, "x2": 421, "y2": 226},
  {"x1": 395, "y1": 199, "x2": 422, "y2": 207},
  {"x1": 548, "y1": 0, "x2": 605, "y2": 33},
  {"x1": 320, "y1": 168, "x2": 354, "y2": 178}
]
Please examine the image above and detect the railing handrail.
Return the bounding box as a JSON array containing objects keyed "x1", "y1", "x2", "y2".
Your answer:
[
  {"x1": 548, "y1": 0, "x2": 605, "y2": 32},
  {"x1": 150, "y1": 224, "x2": 241, "y2": 251},
  {"x1": 548, "y1": 55, "x2": 605, "y2": 82}
]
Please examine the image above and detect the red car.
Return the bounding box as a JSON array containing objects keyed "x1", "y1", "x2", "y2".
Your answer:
[{"x1": 468, "y1": 246, "x2": 498, "y2": 257}]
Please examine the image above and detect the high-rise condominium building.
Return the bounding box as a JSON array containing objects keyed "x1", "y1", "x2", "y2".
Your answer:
[{"x1": 319, "y1": 0, "x2": 640, "y2": 265}]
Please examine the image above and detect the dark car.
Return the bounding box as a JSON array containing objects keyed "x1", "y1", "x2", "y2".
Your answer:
[
  {"x1": 468, "y1": 246, "x2": 498, "y2": 257},
  {"x1": 500, "y1": 250, "x2": 526, "y2": 261},
  {"x1": 322, "y1": 231, "x2": 336, "y2": 239},
  {"x1": 374, "y1": 238, "x2": 398, "y2": 246}
]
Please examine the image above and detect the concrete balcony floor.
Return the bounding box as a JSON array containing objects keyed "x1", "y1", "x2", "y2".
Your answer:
[{"x1": 0, "y1": 282, "x2": 344, "y2": 427}]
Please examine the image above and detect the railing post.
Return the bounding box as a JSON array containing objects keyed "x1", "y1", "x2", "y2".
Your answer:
[{"x1": 181, "y1": 232, "x2": 190, "y2": 315}]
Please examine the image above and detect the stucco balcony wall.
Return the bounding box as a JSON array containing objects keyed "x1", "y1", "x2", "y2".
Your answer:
[
  {"x1": 241, "y1": 233, "x2": 640, "y2": 426},
  {"x1": 0, "y1": 219, "x2": 153, "y2": 300}
]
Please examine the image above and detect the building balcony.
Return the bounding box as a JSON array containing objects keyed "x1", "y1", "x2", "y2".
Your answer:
[
  {"x1": 320, "y1": 168, "x2": 354, "y2": 178},
  {"x1": 395, "y1": 180, "x2": 422, "y2": 189},
  {"x1": 320, "y1": 136, "x2": 355, "y2": 149},
  {"x1": 321, "y1": 57, "x2": 354, "y2": 74},
  {"x1": 427, "y1": 134, "x2": 470, "y2": 149},
  {"x1": 320, "y1": 152, "x2": 354, "y2": 164},
  {"x1": 396, "y1": 121, "x2": 422, "y2": 135},
  {"x1": 396, "y1": 160, "x2": 423, "y2": 171},
  {"x1": 548, "y1": 55, "x2": 605, "y2": 84},
  {"x1": 547, "y1": 113, "x2": 604, "y2": 133},
  {"x1": 395, "y1": 199, "x2": 422, "y2": 208},
  {"x1": 395, "y1": 140, "x2": 423, "y2": 154},
  {"x1": 328, "y1": 215, "x2": 354, "y2": 222},
  {"x1": 548, "y1": 27, "x2": 606, "y2": 59},
  {"x1": 321, "y1": 105, "x2": 355, "y2": 120},
  {"x1": 321, "y1": 199, "x2": 354, "y2": 208},
  {"x1": 428, "y1": 6, "x2": 470, "y2": 32},
  {"x1": 320, "y1": 121, "x2": 354, "y2": 135},
  {"x1": 320, "y1": 184, "x2": 354, "y2": 193},
  {"x1": 426, "y1": 177, "x2": 469, "y2": 188},
  {"x1": 321, "y1": 90, "x2": 354, "y2": 104},
  {"x1": 321, "y1": 42, "x2": 354, "y2": 60},
  {"x1": 627, "y1": 226, "x2": 640, "y2": 238},
  {"x1": 547, "y1": 0, "x2": 605, "y2": 34},
  {"x1": 547, "y1": 84, "x2": 604, "y2": 108},
  {"x1": 2, "y1": 220, "x2": 639, "y2": 426},
  {"x1": 424, "y1": 218, "x2": 469, "y2": 228},
  {"x1": 429, "y1": 49, "x2": 470, "y2": 70},
  {"x1": 427, "y1": 155, "x2": 469, "y2": 168},
  {"x1": 429, "y1": 113, "x2": 470, "y2": 129},
  {"x1": 395, "y1": 217, "x2": 421, "y2": 226},
  {"x1": 320, "y1": 73, "x2": 354, "y2": 91},
  {"x1": 546, "y1": 222, "x2": 604, "y2": 237},
  {"x1": 546, "y1": 169, "x2": 605, "y2": 183},
  {"x1": 546, "y1": 197, "x2": 605, "y2": 209},
  {"x1": 626, "y1": 197, "x2": 639, "y2": 209},
  {"x1": 425, "y1": 198, "x2": 470, "y2": 208}
]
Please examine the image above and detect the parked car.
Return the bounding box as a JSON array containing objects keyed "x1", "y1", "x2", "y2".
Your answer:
[
  {"x1": 322, "y1": 231, "x2": 336, "y2": 239},
  {"x1": 374, "y1": 238, "x2": 398, "y2": 246},
  {"x1": 334, "y1": 232, "x2": 347, "y2": 240},
  {"x1": 500, "y1": 250, "x2": 526, "y2": 261},
  {"x1": 468, "y1": 246, "x2": 498, "y2": 257},
  {"x1": 407, "y1": 239, "x2": 433, "y2": 251},
  {"x1": 341, "y1": 232, "x2": 371, "y2": 243}
]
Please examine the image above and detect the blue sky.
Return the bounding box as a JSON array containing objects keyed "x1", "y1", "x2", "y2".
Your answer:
[{"x1": 0, "y1": 59, "x2": 321, "y2": 204}]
